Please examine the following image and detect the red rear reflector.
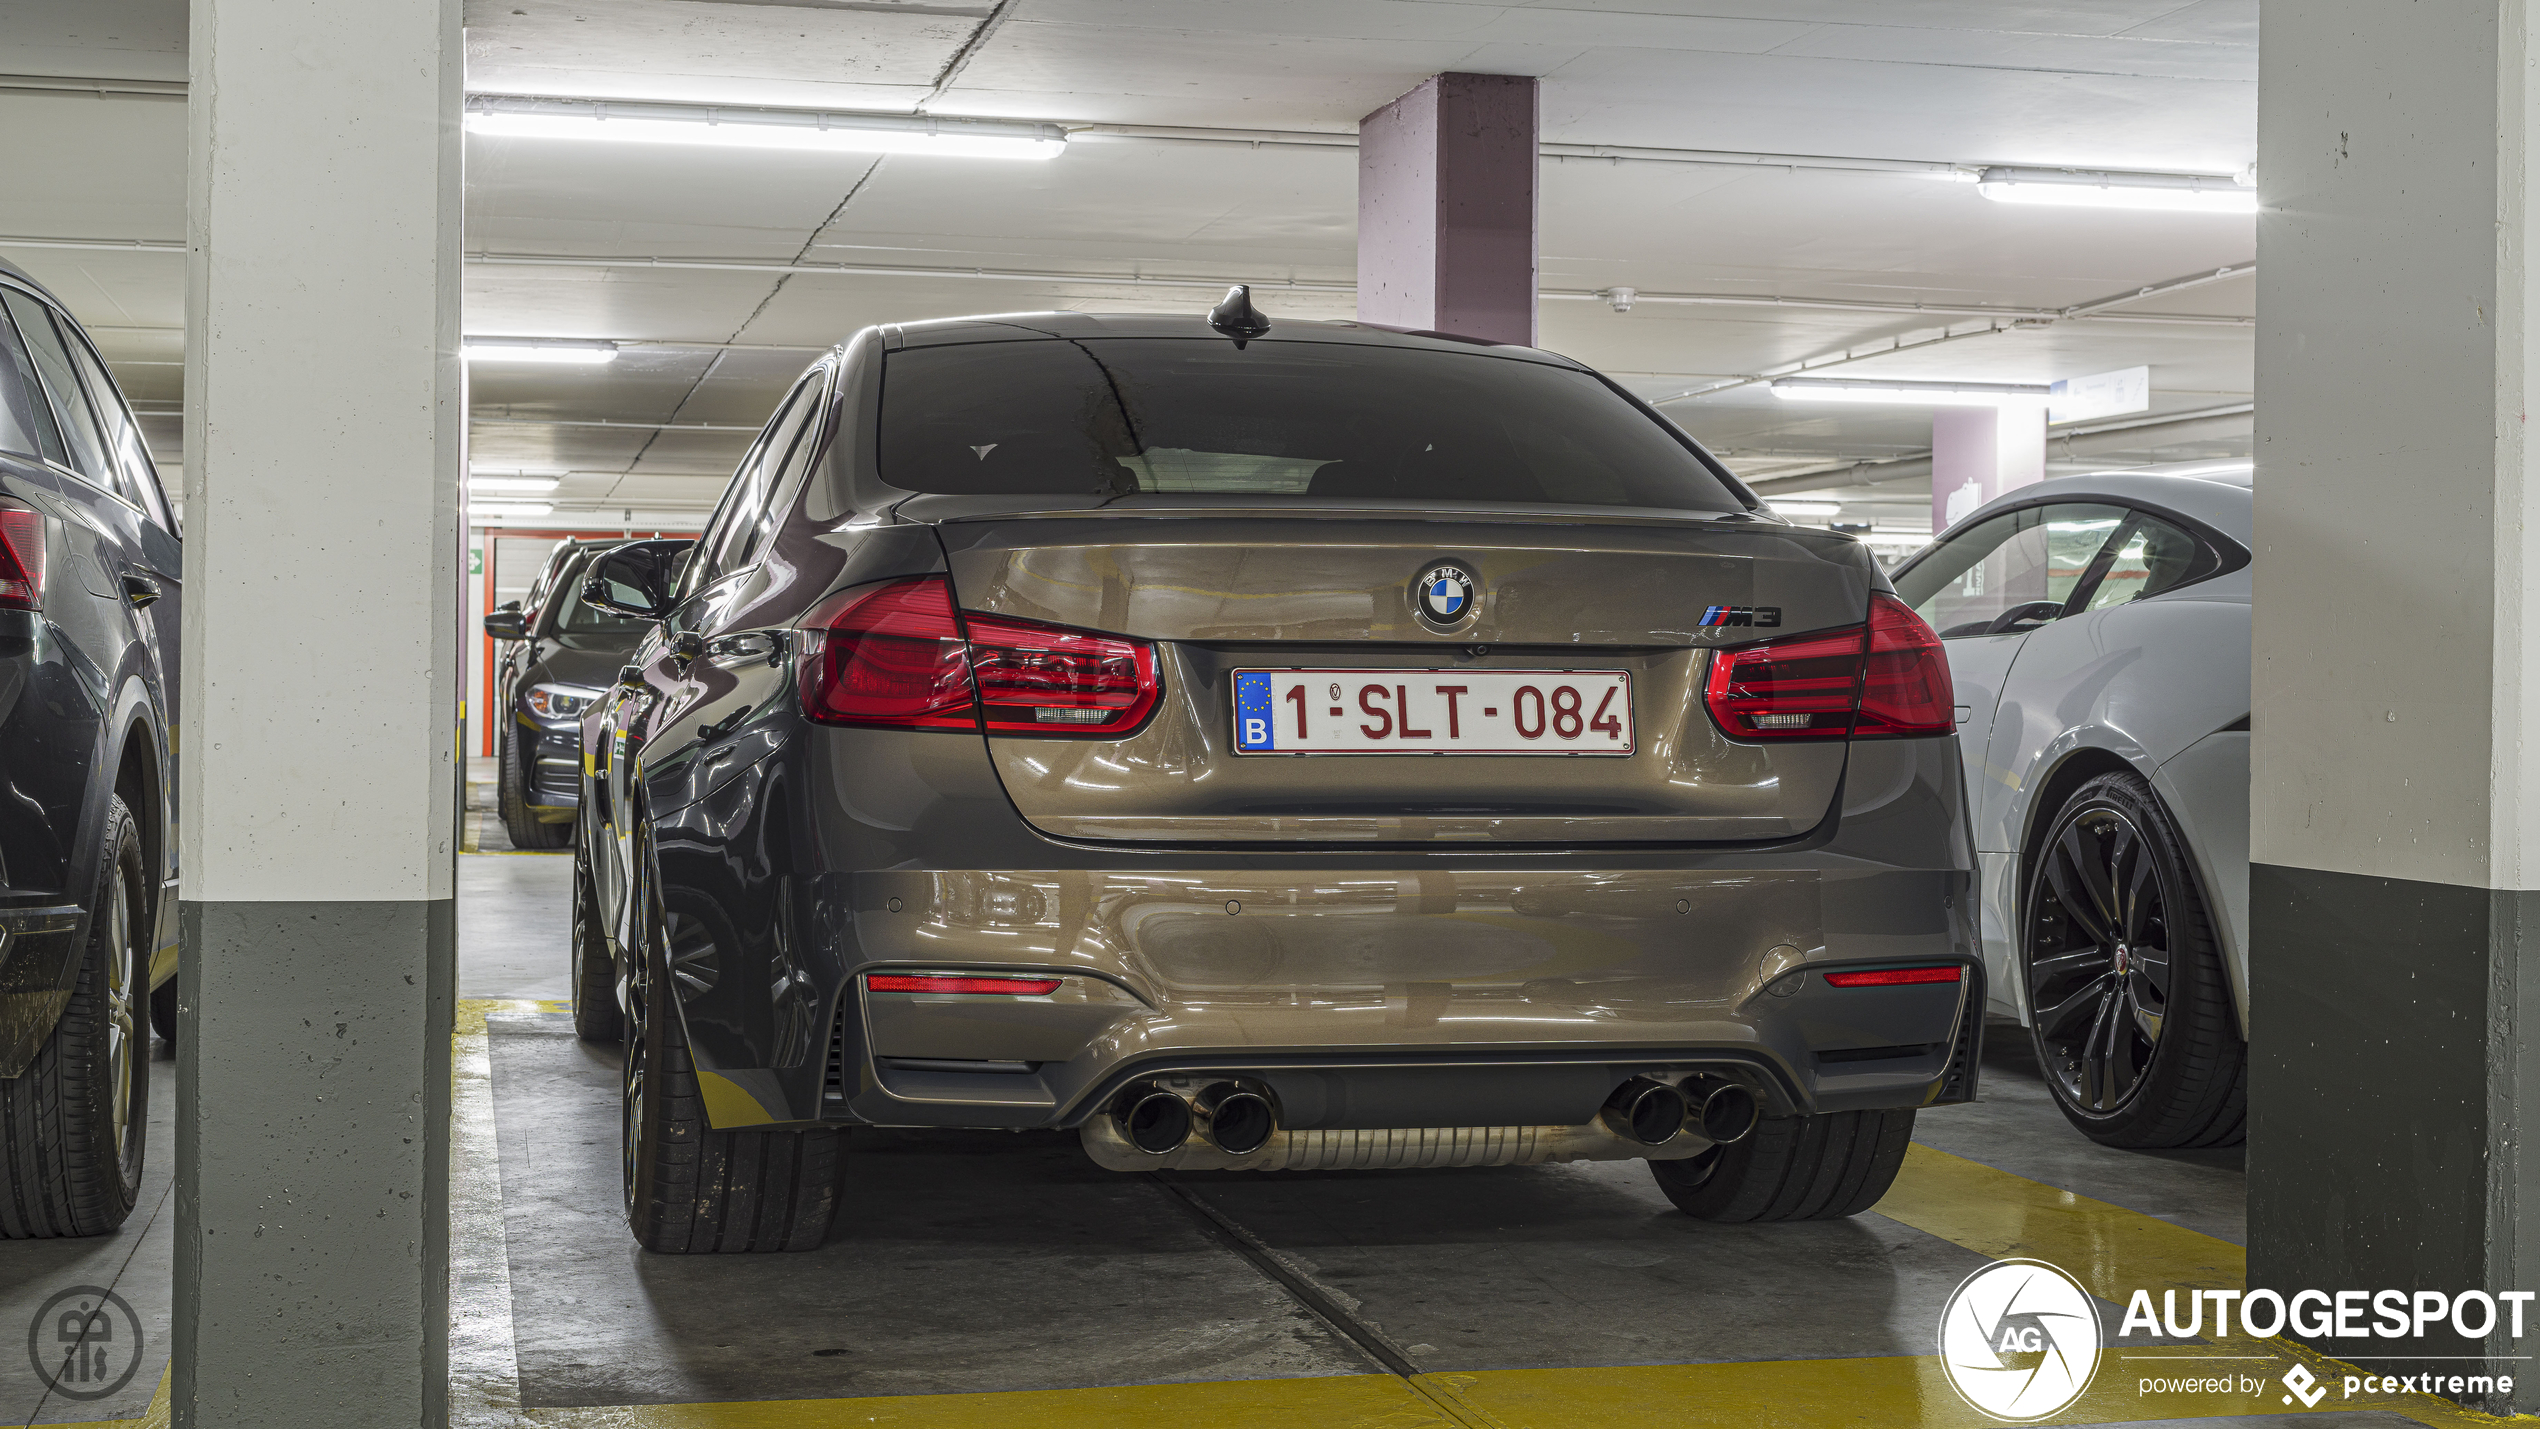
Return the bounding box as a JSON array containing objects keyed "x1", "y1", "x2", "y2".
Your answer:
[
  {"x1": 1822, "y1": 966, "x2": 1964, "y2": 987},
  {"x1": 797, "y1": 575, "x2": 1161, "y2": 737},
  {"x1": 0, "y1": 503, "x2": 43, "y2": 612},
  {"x1": 1701, "y1": 593, "x2": 1953, "y2": 741},
  {"x1": 865, "y1": 973, "x2": 1063, "y2": 996}
]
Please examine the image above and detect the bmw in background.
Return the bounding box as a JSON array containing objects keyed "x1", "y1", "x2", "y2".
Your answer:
[
  {"x1": 0, "y1": 259, "x2": 182, "y2": 1238},
  {"x1": 1890, "y1": 464, "x2": 2250, "y2": 1149},
  {"x1": 485, "y1": 539, "x2": 655, "y2": 849},
  {"x1": 571, "y1": 290, "x2": 1976, "y2": 1253}
]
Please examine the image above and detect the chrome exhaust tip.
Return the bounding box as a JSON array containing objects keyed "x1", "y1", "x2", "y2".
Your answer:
[
  {"x1": 1600, "y1": 1077, "x2": 1691, "y2": 1147},
  {"x1": 1197, "y1": 1082, "x2": 1277, "y2": 1156},
  {"x1": 1693, "y1": 1081, "x2": 1760, "y2": 1146},
  {"x1": 1112, "y1": 1081, "x2": 1193, "y2": 1155}
]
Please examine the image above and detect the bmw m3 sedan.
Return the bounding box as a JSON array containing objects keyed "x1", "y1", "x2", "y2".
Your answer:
[{"x1": 572, "y1": 291, "x2": 1977, "y2": 1253}]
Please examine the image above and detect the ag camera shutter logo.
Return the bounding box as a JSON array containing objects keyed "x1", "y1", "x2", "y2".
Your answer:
[{"x1": 1938, "y1": 1258, "x2": 2102, "y2": 1422}]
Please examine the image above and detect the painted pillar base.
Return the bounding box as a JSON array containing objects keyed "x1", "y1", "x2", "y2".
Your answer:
[
  {"x1": 2247, "y1": 864, "x2": 2540, "y2": 1415},
  {"x1": 175, "y1": 900, "x2": 453, "y2": 1429}
]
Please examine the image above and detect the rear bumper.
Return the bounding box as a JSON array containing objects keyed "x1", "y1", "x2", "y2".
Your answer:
[{"x1": 647, "y1": 727, "x2": 1979, "y2": 1136}]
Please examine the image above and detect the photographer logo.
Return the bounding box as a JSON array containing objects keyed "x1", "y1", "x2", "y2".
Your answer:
[
  {"x1": 1938, "y1": 1259, "x2": 2102, "y2": 1422},
  {"x1": 25, "y1": 1285, "x2": 143, "y2": 1402}
]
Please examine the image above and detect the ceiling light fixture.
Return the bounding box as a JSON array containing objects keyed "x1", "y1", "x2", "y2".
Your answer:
[
  {"x1": 1976, "y1": 166, "x2": 2257, "y2": 214},
  {"x1": 468, "y1": 476, "x2": 562, "y2": 494},
  {"x1": 463, "y1": 338, "x2": 619, "y2": 365},
  {"x1": 466, "y1": 95, "x2": 1067, "y2": 161},
  {"x1": 1771, "y1": 378, "x2": 2051, "y2": 407},
  {"x1": 1767, "y1": 500, "x2": 1841, "y2": 519},
  {"x1": 472, "y1": 502, "x2": 556, "y2": 518}
]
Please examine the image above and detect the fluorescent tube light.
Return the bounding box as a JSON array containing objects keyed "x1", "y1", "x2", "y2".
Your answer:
[
  {"x1": 1976, "y1": 166, "x2": 2256, "y2": 214},
  {"x1": 1767, "y1": 500, "x2": 1841, "y2": 518},
  {"x1": 469, "y1": 476, "x2": 561, "y2": 494},
  {"x1": 466, "y1": 96, "x2": 1067, "y2": 161},
  {"x1": 473, "y1": 502, "x2": 555, "y2": 518},
  {"x1": 463, "y1": 339, "x2": 618, "y2": 365},
  {"x1": 1771, "y1": 378, "x2": 2051, "y2": 407}
]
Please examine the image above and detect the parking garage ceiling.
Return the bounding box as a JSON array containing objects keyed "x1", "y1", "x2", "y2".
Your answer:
[{"x1": 0, "y1": 0, "x2": 2257, "y2": 531}]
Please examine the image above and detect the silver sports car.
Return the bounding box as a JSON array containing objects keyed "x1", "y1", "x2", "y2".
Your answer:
[{"x1": 1893, "y1": 464, "x2": 2250, "y2": 1148}]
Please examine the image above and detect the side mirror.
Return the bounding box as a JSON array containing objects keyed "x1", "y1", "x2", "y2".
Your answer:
[
  {"x1": 483, "y1": 601, "x2": 528, "y2": 640},
  {"x1": 581, "y1": 538, "x2": 694, "y2": 620}
]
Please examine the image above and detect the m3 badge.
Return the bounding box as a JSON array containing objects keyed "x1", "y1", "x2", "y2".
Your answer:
[{"x1": 1698, "y1": 605, "x2": 1782, "y2": 629}]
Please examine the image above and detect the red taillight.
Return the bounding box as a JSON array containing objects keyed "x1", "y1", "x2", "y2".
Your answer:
[
  {"x1": 964, "y1": 612, "x2": 1160, "y2": 735},
  {"x1": 1855, "y1": 593, "x2": 1954, "y2": 738},
  {"x1": 1702, "y1": 593, "x2": 1953, "y2": 741},
  {"x1": 797, "y1": 575, "x2": 1161, "y2": 737},
  {"x1": 798, "y1": 577, "x2": 977, "y2": 730},
  {"x1": 0, "y1": 503, "x2": 43, "y2": 612},
  {"x1": 865, "y1": 973, "x2": 1063, "y2": 995},
  {"x1": 1822, "y1": 966, "x2": 1964, "y2": 987}
]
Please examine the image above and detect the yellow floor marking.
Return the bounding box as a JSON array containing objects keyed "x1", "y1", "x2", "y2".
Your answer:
[
  {"x1": 47, "y1": 1365, "x2": 169, "y2": 1429},
  {"x1": 512, "y1": 1374, "x2": 1462, "y2": 1428},
  {"x1": 1420, "y1": 1146, "x2": 2520, "y2": 1429},
  {"x1": 1877, "y1": 1143, "x2": 2245, "y2": 1301}
]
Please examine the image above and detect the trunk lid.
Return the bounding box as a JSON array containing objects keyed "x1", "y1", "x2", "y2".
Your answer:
[{"x1": 935, "y1": 510, "x2": 1874, "y2": 844}]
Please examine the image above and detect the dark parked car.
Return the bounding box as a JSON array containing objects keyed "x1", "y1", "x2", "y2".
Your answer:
[
  {"x1": 575, "y1": 293, "x2": 1972, "y2": 1254},
  {"x1": 0, "y1": 259, "x2": 182, "y2": 1239},
  {"x1": 485, "y1": 539, "x2": 654, "y2": 849}
]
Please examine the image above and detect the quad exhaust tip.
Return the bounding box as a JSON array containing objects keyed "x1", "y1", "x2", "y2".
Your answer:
[
  {"x1": 1691, "y1": 1080, "x2": 1760, "y2": 1146},
  {"x1": 1112, "y1": 1081, "x2": 1193, "y2": 1155},
  {"x1": 1197, "y1": 1082, "x2": 1278, "y2": 1156},
  {"x1": 1601, "y1": 1077, "x2": 1691, "y2": 1147}
]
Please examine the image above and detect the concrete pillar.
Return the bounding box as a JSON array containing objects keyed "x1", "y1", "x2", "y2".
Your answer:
[
  {"x1": 1929, "y1": 405, "x2": 2045, "y2": 532},
  {"x1": 177, "y1": 0, "x2": 462, "y2": 1425},
  {"x1": 2250, "y1": 5, "x2": 2540, "y2": 1413},
  {"x1": 1357, "y1": 72, "x2": 1538, "y2": 345}
]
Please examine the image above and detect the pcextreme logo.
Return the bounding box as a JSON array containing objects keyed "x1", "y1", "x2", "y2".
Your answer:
[{"x1": 1938, "y1": 1259, "x2": 2102, "y2": 1422}]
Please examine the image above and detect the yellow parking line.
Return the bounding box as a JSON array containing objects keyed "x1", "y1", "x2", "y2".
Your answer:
[
  {"x1": 513, "y1": 1374, "x2": 1463, "y2": 1428},
  {"x1": 48, "y1": 1365, "x2": 169, "y2": 1429}
]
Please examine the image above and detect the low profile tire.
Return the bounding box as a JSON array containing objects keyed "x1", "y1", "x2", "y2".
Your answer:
[
  {"x1": 1648, "y1": 1108, "x2": 1915, "y2": 1222},
  {"x1": 622, "y1": 828, "x2": 838, "y2": 1253},
  {"x1": 2024, "y1": 772, "x2": 2246, "y2": 1149},
  {"x1": 569, "y1": 854, "x2": 622, "y2": 1044},
  {"x1": 0, "y1": 797, "x2": 150, "y2": 1238},
  {"x1": 498, "y1": 728, "x2": 572, "y2": 851}
]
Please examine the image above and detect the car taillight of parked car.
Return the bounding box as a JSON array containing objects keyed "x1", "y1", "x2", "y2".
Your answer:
[
  {"x1": 0, "y1": 502, "x2": 42, "y2": 612},
  {"x1": 797, "y1": 575, "x2": 1161, "y2": 736},
  {"x1": 1703, "y1": 592, "x2": 1952, "y2": 740}
]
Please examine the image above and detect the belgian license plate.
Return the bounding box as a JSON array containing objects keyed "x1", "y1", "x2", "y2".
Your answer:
[{"x1": 1232, "y1": 669, "x2": 1634, "y2": 756}]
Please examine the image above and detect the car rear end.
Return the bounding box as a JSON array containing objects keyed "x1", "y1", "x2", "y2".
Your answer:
[{"x1": 653, "y1": 316, "x2": 1976, "y2": 1214}]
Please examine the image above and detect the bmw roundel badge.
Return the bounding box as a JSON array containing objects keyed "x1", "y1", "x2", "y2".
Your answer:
[{"x1": 1413, "y1": 562, "x2": 1479, "y2": 629}]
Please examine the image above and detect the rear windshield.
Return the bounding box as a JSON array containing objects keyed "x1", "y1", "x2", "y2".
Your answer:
[{"x1": 874, "y1": 338, "x2": 1747, "y2": 512}]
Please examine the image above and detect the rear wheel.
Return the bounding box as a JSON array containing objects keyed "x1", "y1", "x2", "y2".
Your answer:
[
  {"x1": 570, "y1": 853, "x2": 622, "y2": 1043},
  {"x1": 498, "y1": 727, "x2": 571, "y2": 851},
  {"x1": 1648, "y1": 1108, "x2": 1915, "y2": 1222},
  {"x1": 2024, "y1": 772, "x2": 2245, "y2": 1148},
  {"x1": 622, "y1": 825, "x2": 838, "y2": 1253},
  {"x1": 0, "y1": 798, "x2": 150, "y2": 1238}
]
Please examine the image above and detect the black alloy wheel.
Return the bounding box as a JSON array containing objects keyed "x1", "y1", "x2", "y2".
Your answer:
[{"x1": 2023, "y1": 773, "x2": 2244, "y2": 1148}]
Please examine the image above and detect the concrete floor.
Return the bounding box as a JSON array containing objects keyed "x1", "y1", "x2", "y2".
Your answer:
[{"x1": 0, "y1": 837, "x2": 2478, "y2": 1428}]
